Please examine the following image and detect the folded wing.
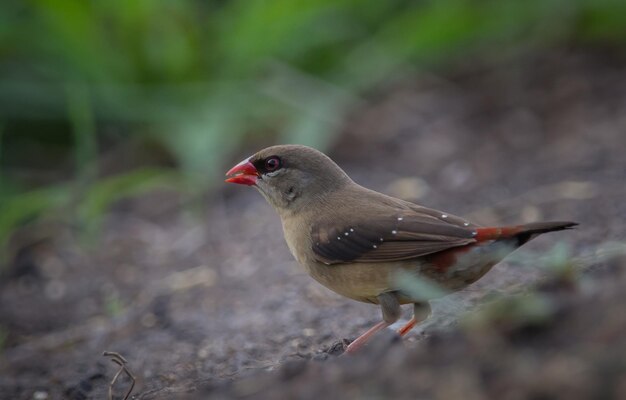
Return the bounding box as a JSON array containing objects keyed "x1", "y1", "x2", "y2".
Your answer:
[{"x1": 311, "y1": 208, "x2": 478, "y2": 265}]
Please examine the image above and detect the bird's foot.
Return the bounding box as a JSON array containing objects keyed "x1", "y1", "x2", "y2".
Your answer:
[
  {"x1": 396, "y1": 316, "x2": 418, "y2": 337},
  {"x1": 343, "y1": 321, "x2": 390, "y2": 354}
]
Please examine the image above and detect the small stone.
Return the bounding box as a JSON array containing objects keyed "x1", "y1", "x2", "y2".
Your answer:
[{"x1": 33, "y1": 391, "x2": 48, "y2": 400}]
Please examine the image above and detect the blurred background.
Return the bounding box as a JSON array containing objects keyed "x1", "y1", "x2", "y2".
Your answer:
[
  {"x1": 1, "y1": 1, "x2": 626, "y2": 399},
  {"x1": 2, "y1": 0, "x2": 625, "y2": 248}
]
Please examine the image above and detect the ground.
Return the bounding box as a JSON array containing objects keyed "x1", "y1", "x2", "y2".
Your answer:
[{"x1": 1, "y1": 50, "x2": 625, "y2": 399}]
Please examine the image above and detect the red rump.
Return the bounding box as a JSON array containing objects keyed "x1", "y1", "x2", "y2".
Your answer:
[{"x1": 474, "y1": 226, "x2": 521, "y2": 242}]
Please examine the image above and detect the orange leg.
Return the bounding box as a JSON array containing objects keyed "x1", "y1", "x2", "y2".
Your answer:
[
  {"x1": 344, "y1": 321, "x2": 390, "y2": 354},
  {"x1": 396, "y1": 317, "x2": 418, "y2": 336},
  {"x1": 397, "y1": 303, "x2": 430, "y2": 337}
]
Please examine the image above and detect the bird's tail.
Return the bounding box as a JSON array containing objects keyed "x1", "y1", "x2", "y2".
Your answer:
[
  {"x1": 514, "y1": 221, "x2": 578, "y2": 245},
  {"x1": 475, "y1": 221, "x2": 578, "y2": 245}
]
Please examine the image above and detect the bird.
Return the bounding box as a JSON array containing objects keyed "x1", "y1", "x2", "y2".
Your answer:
[{"x1": 225, "y1": 144, "x2": 577, "y2": 353}]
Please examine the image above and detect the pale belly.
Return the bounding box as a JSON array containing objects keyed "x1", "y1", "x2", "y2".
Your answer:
[
  {"x1": 301, "y1": 241, "x2": 511, "y2": 305},
  {"x1": 305, "y1": 261, "x2": 416, "y2": 304}
]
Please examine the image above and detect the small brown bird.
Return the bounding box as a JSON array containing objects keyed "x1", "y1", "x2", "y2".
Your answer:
[{"x1": 225, "y1": 145, "x2": 576, "y2": 353}]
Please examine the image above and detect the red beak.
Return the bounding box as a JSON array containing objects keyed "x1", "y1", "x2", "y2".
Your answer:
[{"x1": 225, "y1": 158, "x2": 259, "y2": 186}]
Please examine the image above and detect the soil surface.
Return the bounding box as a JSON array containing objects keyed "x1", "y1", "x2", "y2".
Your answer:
[{"x1": 1, "y1": 50, "x2": 625, "y2": 399}]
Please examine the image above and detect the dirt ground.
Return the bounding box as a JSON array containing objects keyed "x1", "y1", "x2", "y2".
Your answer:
[{"x1": 1, "y1": 49, "x2": 625, "y2": 399}]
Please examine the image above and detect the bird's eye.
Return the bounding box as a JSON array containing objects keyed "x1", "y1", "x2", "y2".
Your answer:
[{"x1": 264, "y1": 156, "x2": 282, "y2": 172}]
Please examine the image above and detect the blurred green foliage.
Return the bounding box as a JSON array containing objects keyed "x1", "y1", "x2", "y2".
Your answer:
[{"x1": 1, "y1": 0, "x2": 625, "y2": 254}]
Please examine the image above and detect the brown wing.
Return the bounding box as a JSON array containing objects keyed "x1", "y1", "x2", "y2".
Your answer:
[{"x1": 311, "y1": 208, "x2": 478, "y2": 265}]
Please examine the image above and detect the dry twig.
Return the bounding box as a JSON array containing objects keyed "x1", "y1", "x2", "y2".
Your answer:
[{"x1": 103, "y1": 351, "x2": 136, "y2": 400}]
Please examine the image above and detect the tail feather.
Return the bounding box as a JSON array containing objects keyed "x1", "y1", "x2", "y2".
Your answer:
[
  {"x1": 514, "y1": 221, "x2": 578, "y2": 245},
  {"x1": 518, "y1": 221, "x2": 578, "y2": 235},
  {"x1": 474, "y1": 221, "x2": 578, "y2": 244}
]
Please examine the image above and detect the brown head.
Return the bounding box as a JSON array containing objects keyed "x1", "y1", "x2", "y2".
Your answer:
[{"x1": 225, "y1": 145, "x2": 353, "y2": 215}]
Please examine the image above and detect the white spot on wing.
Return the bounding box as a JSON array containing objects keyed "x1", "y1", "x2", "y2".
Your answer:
[
  {"x1": 350, "y1": 228, "x2": 354, "y2": 232},
  {"x1": 463, "y1": 222, "x2": 470, "y2": 226},
  {"x1": 441, "y1": 214, "x2": 448, "y2": 218},
  {"x1": 392, "y1": 230, "x2": 397, "y2": 235},
  {"x1": 397, "y1": 217, "x2": 403, "y2": 221},
  {"x1": 345, "y1": 232, "x2": 349, "y2": 236},
  {"x1": 372, "y1": 245, "x2": 377, "y2": 249}
]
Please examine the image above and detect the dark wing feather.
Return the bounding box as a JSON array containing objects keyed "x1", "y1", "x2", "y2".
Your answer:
[{"x1": 311, "y1": 210, "x2": 477, "y2": 265}]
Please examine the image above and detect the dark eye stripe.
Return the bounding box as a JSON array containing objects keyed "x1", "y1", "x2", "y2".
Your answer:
[
  {"x1": 251, "y1": 155, "x2": 284, "y2": 174},
  {"x1": 265, "y1": 157, "x2": 280, "y2": 171},
  {"x1": 254, "y1": 155, "x2": 281, "y2": 174}
]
